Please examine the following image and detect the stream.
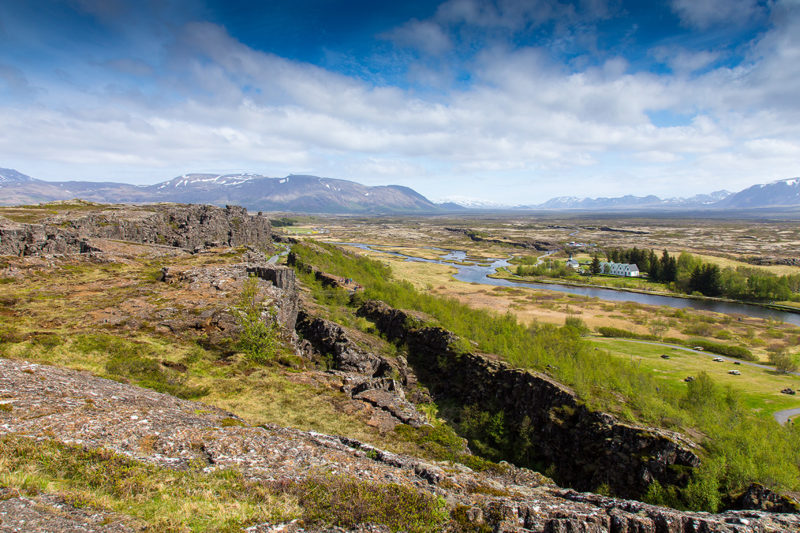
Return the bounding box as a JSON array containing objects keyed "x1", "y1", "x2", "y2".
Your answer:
[{"x1": 333, "y1": 242, "x2": 800, "y2": 327}]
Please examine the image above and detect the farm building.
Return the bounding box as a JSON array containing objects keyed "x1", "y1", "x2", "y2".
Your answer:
[{"x1": 599, "y1": 261, "x2": 640, "y2": 277}]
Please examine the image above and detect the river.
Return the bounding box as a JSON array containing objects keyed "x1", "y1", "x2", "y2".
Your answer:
[{"x1": 334, "y1": 242, "x2": 800, "y2": 327}]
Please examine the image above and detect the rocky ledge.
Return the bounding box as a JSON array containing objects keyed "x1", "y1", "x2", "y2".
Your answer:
[
  {"x1": 0, "y1": 203, "x2": 271, "y2": 256},
  {"x1": 1, "y1": 358, "x2": 798, "y2": 532}
]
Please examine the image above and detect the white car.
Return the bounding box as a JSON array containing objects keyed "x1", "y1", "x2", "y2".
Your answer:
[
  {"x1": 713, "y1": 357, "x2": 724, "y2": 362},
  {"x1": 729, "y1": 370, "x2": 741, "y2": 375}
]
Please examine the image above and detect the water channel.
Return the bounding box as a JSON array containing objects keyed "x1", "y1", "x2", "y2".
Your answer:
[{"x1": 333, "y1": 242, "x2": 800, "y2": 327}]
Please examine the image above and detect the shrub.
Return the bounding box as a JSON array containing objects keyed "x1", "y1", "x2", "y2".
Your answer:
[
  {"x1": 682, "y1": 323, "x2": 714, "y2": 337},
  {"x1": 687, "y1": 339, "x2": 755, "y2": 360},
  {"x1": 234, "y1": 276, "x2": 279, "y2": 364},
  {"x1": 564, "y1": 316, "x2": 589, "y2": 336},
  {"x1": 287, "y1": 474, "x2": 448, "y2": 532},
  {"x1": 30, "y1": 333, "x2": 63, "y2": 349},
  {"x1": 596, "y1": 326, "x2": 657, "y2": 341},
  {"x1": 768, "y1": 351, "x2": 799, "y2": 373},
  {"x1": 714, "y1": 329, "x2": 733, "y2": 340}
]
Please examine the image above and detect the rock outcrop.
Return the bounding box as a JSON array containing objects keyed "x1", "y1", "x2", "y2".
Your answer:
[
  {"x1": 0, "y1": 217, "x2": 97, "y2": 256},
  {"x1": 357, "y1": 299, "x2": 701, "y2": 500},
  {"x1": 159, "y1": 260, "x2": 299, "y2": 338},
  {"x1": 0, "y1": 203, "x2": 271, "y2": 256},
  {"x1": 295, "y1": 311, "x2": 427, "y2": 428},
  {"x1": 2, "y1": 357, "x2": 798, "y2": 532}
]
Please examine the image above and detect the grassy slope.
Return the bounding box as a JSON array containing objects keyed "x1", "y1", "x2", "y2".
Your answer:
[
  {"x1": 592, "y1": 337, "x2": 800, "y2": 416},
  {"x1": 289, "y1": 240, "x2": 800, "y2": 510}
]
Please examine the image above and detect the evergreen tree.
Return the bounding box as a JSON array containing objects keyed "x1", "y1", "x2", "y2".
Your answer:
[
  {"x1": 591, "y1": 254, "x2": 601, "y2": 274},
  {"x1": 689, "y1": 264, "x2": 723, "y2": 296},
  {"x1": 660, "y1": 250, "x2": 677, "y2": 282},
  {"x1": 647, "y1": 249, "x2": 660, "y2": 281}
]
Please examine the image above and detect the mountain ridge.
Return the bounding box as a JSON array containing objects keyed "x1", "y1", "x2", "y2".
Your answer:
[{"x1": 1, "y1": 167, "x2": 799, "y2": 212}]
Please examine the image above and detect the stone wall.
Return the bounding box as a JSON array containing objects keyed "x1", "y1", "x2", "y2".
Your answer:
[{"x1": 357, "y1": 299, "x2": 701, "y2": 500}]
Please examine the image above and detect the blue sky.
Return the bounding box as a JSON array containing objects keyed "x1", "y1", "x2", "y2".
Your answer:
[{"x1": 0, "y1": 0, "x2": 798, "y2": 204}]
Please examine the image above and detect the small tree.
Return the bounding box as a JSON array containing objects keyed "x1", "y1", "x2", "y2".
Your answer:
[
  {"x1": 684, "y1": 371, "x2": 717, "y2": 409},
  {"x1": 234, "y1": 275, "x2": 279, "y2": 364},
  {"x1": 564, "y1": 316, "x2": 589, "y2": 336},
  {"x1": 769, "y1": 351, "x2": 799, "y2": 374},
  {"x1": 649, "y1": 319, "x2": 668, "y2": 338}
]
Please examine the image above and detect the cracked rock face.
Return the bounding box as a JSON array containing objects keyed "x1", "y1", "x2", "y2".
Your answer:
[
  {"x1": 295, "y1": 313, "x2": 428, "y2": 429},
  {"x1": 357, "y1": 299, "x2": 701, "y2": 500},
  {"x1": 0, "y1": 203, "x2": 271, "y2": 256},
  {"x1": 1, "y1": 358, "x2": 798, "y2": 532},
  {"x1": 159, "y1": 261, "x2": 299, "y2": 340}
]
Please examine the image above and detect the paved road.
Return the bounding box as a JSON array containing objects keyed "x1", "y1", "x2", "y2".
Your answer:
[
  {"x1": 774, "y1": 407, "x2": 800, "y2": 425},
  {"x1": 267, "y1": 244, "x2": 290, "y2": 264},
  {"x1": 599, "y1": 338, "x2": 800, "y2": 424}
]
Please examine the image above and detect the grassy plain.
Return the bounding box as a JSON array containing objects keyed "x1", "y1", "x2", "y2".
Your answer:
[{"x1": 592, "y1": 338, "x2": 800, "y2": 417}]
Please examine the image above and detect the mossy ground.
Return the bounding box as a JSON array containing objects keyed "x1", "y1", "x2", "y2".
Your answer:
[
  {"x1": 0, "y1": 243, "x2": 478, "y2": 530},
  {"x1": 0, "y1": 434, "x2": 450, "y2": 532},
  {"x1": 0, "y1": 245, "x2": 476, "y2": 465}
]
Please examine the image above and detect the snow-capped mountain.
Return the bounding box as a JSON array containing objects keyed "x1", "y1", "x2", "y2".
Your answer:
[
  {"x1": 533, "y1": 191, "x2": 732, "y2": 210},
  {"x1": 0, "y1": 169, "x2": 442, "y2": 214},
  {"x1": 437, "y1": 196, "x2": 521, "y2": 209},
  {"x1": 156, "y1": 173, "x2": 260, "y2": 190},
  {"x1": 714, "y1": 178, "x2": 800, "y2": 208},
  {"x1": 1, "y1": 167, "x2": 798, "y2": 212},
  {"x1": 0, "y1": 168, "x2": 37, "y2": 184}
]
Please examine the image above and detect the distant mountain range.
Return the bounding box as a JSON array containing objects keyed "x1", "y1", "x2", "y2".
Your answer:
[
  {"x1": 0, "y1": 170, "x2": 439, "y2": 214},
  {"x1": 530, "y1": 189, "x2": 733, "y2": 210},
  {"x1": 1, "y1": 167, "x2": 799, "y2": 213}
]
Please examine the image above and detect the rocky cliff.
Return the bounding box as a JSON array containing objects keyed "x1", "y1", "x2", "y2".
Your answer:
[
  {"x1": 0, "y1": 203, "x2": 271, "y2": 256},
  {"x1": 357, "y1": 299, "x2": 701, "y2": 500}
]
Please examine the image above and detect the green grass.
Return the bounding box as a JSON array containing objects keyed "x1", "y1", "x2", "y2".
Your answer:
[
  {"x1": 591, "y1": 337, "x2": 800, "y2": 417},
  {"x1": 289, "y1": 240, "x2": 800, "y2": 510}
]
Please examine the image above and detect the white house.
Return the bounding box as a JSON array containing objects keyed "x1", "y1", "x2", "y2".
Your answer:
[
  {"x1": 566, "y1": 258, "x2": 580, "y2": 270},
  {"x1": 599, "y1": 261, "x2": 640, "y2": 277}
]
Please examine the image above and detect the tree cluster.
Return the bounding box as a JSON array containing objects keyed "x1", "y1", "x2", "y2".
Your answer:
[{"x1": 604, "y1": 247, "x2": 677, "y2": 282}]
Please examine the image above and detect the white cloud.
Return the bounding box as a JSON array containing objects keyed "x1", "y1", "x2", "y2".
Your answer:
[
  {"x1": 651, "y1": 47, "x2": 720, "y2": 75},
  {"x1": 1, "y1": 4, "x2": 800, "y2": 202},
  {"x1": 670, "y1": 0, "x2": 766, "y2": 29},
  {"x1": 382, "y1": 19, "x2": 453, "y2": 55}
]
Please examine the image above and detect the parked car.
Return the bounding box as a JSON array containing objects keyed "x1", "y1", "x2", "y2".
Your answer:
[
  {"x1": 729, "y1": 370, "x2": 741, "y2": 375},
  {"x1": 713, "y1": 357, "x2": 724, "y2": 362}
]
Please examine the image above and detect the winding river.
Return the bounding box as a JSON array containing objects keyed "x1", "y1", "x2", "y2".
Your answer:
[{"x1": 334, "y1": 242, "x2": 800, "y2": 327}]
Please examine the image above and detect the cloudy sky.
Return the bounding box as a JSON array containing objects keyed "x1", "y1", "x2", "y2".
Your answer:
[{"x1": 1, "y1": 0, "x2": 798, "y2": 203}]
